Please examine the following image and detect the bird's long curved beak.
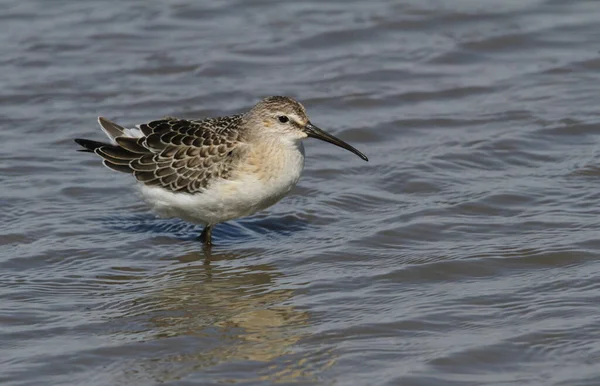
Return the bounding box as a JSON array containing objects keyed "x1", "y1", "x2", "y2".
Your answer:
[{"x1": 304, "y1": 122, "x2": 368, "y2": 161}]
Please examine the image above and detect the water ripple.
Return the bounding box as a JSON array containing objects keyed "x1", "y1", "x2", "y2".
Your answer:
[{"x1": 3, "y1": 0, "x2": 600, "y2": 385}]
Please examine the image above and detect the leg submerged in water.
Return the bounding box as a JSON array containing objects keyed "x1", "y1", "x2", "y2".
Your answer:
[{"x1": 199, "y1": 224, "x2": 213, "y2": 245}]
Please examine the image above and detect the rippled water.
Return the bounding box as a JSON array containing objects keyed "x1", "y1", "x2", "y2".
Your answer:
[{"x1": 3, "y1": 0, "x2": 600, "y2": 385}]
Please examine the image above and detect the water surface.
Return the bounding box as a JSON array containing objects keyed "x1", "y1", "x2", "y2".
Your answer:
[{"x1": 2, "y1": 0, "x2": 600, "y2": 385}]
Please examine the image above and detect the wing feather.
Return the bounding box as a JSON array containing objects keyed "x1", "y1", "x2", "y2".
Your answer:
[
  {"x1": 103, "y1": 160, "x2": 133, "y2": 173},
  {"x1": 78, "y1": 115, "x2": 244, "y2": 193},
  {"x1": 115, "y1": 137, "x2": 148, "y2": 154}
]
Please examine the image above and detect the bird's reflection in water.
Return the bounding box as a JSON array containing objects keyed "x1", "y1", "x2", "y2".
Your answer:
[{"x1": 112, "y1": 247, "x2": 324, "y2": 384}]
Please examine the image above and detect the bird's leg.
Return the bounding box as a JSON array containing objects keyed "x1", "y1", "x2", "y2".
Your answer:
[{"x1": 199, "y1": 224, "x2": 213, "y2": 245}]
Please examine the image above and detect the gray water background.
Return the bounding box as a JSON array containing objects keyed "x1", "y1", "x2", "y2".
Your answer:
[{"x1": 2, "y1": 0, "x2": 600, "y2": 385}]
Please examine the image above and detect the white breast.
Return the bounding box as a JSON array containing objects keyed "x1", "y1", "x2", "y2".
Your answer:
[{"x1": 138, "y1": 139, "x2": 305, "y2": 225}]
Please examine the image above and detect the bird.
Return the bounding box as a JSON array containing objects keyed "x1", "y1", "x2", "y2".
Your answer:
[{"x1": 74, "y1": 96, "x2": 368, "y2": 245}]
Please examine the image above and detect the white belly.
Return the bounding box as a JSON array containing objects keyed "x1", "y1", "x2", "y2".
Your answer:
[{"x1": 138, "y1": 141, "x2": 305, "y2": 225}]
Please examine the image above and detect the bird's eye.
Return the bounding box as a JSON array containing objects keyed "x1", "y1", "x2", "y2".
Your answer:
[{"x1": 278, "y1": 116, "x2": 289, "y2": 123}]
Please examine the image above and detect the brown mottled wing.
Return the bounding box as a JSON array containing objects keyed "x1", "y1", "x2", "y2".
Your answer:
[{"x1": 97, "y1": 115, "x2": 245, "y2": 193}]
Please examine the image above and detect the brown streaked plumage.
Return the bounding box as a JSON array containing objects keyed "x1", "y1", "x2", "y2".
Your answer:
[{"x1": 77, "y1": 116, "x2": 245, "y2": 194}]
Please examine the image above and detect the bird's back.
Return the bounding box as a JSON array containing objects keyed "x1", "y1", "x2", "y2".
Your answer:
[{"x1": 75, "y1": 115, "x2": 247, "y2": 194}]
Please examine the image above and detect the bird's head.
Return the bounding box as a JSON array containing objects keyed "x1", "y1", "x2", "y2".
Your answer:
[{"x1": 245, "y1": 96, "x2": 368, "y2": 161}]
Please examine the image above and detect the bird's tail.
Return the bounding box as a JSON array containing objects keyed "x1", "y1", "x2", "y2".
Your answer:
[
  {"x1": 73, "y1": 117, "x2": 147, "y2": 174},
  {"x1": 73, "y1": 117, "x2": 127, "y2": 152},
  {"x1": 73, "y1": 138, "x2": 110, "y2": 153},
  {"x1": 97, "y1": 116, "x2": 127, "y2": 144}
]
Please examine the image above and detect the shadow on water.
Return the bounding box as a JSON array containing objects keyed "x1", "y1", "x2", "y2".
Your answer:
[
  {"x1": 96, "y1": 211, "x2": 311, "y2": 243},
  {"x1": 93, "y1": 248, "x2": 328, "y2": 384}
]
